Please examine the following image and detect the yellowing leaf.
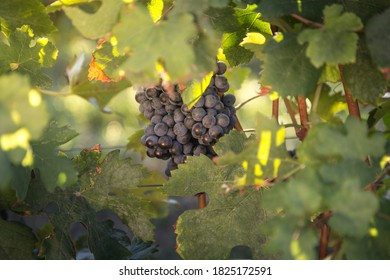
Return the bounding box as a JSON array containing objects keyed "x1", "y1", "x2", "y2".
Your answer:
[
  {"x1": 240, "y1": 32, "x2": 266, "y2": 46},
  {"x1": 148, "y1": 0, "x2": 164, "y2": 23},
  {"x1": 182, "y1": 71, "x2": 214, "y2": 108}
]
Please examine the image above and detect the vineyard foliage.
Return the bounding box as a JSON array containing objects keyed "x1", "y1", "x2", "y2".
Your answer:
[{"x1": 0, "y1": 0, "x2": 390, "y2": 260}]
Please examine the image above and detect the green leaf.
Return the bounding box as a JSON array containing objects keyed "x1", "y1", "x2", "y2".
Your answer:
[
  {"x1": 367, "y1": 99, "x2": 390, "y2": 128},
  {"x1": 328, "y1": 179, "x2": 379, "y2": 238},
  {"x1": 261, "y1": 33, "x2": 323, "y2": 97},
  {"x1": 165, "y1": 155, "x2": 270, "y2": 259},
  {"x1": 298, "y1": 117, "x2": 385, "y2": 164},
  {"x1": 366, "y1": 7, "x2": 390, "y2": 69},
  {"x1": 221, "y1": 5, "x2": 272, "y2": 66},
  {"x1": 223, "y1": 66, "x2": 251, "y2": 93},
  {"x1": 181, "y1": 72, "x2": 214, "y2": 108},
  {"x1": 31, "y1": 122, "x2": 79, "y2": 192},
  {"x1": 0, "y1": 0, "x2": 56, "y2": 36},
  {"x1": 343, "y1": 39, "x2": 386, "y2": 104},
  {"x1": 76, "y1": 150, "x2": 156, "y2": 240},
  {"x1": 63, "y1": 0, "x2": 124, "y2": 39},
  {"x1": 213, "y1": 130, "x2": 249, "y2": 155},
  {"x1": 0, "y1": 27, "x2": 58, "y2": 87},
  {"x1": 297, "y1": 4, "x2": 363, "y2": 67},
  {"x1": 258, "y1": 0, "x2": 334, "y2": 22},
  {"x1": 0, "y1": 219, "x2": 36, "y2": 259},
  {"x1": 112, "y1": 5, "x2": 197, "y2": 83}
]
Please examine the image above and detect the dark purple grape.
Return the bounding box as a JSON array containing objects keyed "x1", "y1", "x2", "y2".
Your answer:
[
  {"x1": 205, "y1": 95, "x2": 217, "y2": 108},
  {"x1": 158, "y1": 135, "x2": 173, "y2": 149},
  {"x1": 214, "y1": 100, "x2": 224, "y2": 111},
  {"x1": 173, "y1": 122, "x2": 188, "y2": 137},
  {"x1": 215, "y1": 61, "x2": 227, "y2": 75},
  {"x1": 173, "y1": 155, "x2": 187, "y2": 165},
  {"x1": 184, "y1": 116, "x2": 195, "y2": 129},
  {"x1": 146, "y1": 148, "x2": 156, "y2": 158},
  {"x1": 217, "y1": 83, "x2": 229, "y2": 93},
  {"x1": 165, "y1": 103, "x2": 177, "y2": 113},
  {"x1": 193, "y1": 145, "x2": 207, "y2": 156},
  {"x1": 202, "y1": 115, "x2": 216, "y2": 128},
  {"x1": 216, "y1": 113, "x2": 230, "y2": 127},
  {"x1": 201, "y1": 133, "x2": 213, "y2": 145},
  {"x1": 155, "y1": 147, "x2": 170, "y2": 159},
  {"x1": 143, "y1": 109, "x2": 154, "y2": 120},
  {"x1": 151, "y1": 115, "x2": 163, "y2": 124},
  {"x1": 204, "y1": 86, "x2": 217, "y2": 95},
  {"x1": 141, "y1": 135, "x2": 147, "y2": 146},
  {"x1": 144, "y1": 124, "x2": 155, "y2": 136},
  {"x1": 154, "y1": 122, "x2": 169, "y2": 136},
  {"x1": 219, "y1": 107, "x2": 231, "y2": 117},
  {"x1": 191, "y1": 107, "x2": 207, "y2": 121},
  {"x1": 194, "y1": 96, "x2": 205, "y2": 108},
  {"x1": 168, "y1": 92, "x2": 182, "y2": 105},
  {"x1": 214, "y1": 75, "x2": 228, "y2": 89},
  {"x1": 135, "y1": 90, "x2": 147, "y2": 103},
  {"x1": 159, "y1": 92, "x2": 170, "y2": 105},
  {"x1": 154, "y1": 107, "x2": 168, "y2": 116},
  {"x1": 141, "y1": 100, "x2": 153, "y2": 111},
  {"x1": 165, "y1": 158, "x2": 178, "y2": 177},
  {"x1": 183, "y1": 142, "x2": 193, "y2": 155},
  {"x1": 170, "y1": 141, "x2": 183, "y2": 155},
  {"x1": 145, "y1": 87, "x2": 159, "y2": 99},
  {"x1": 151, "y1": 97, "x2": 163, "y2": 109},
  {"x1": 162, "y1": 114, "x2": 175, "y2": 127},
  {"x1": 209, "y1": 125, "x2": 224, "y2": 139},
  {"x1": 207, "y1": 108, "x2": 218, "y2": 116},
  {"x1": 174, "y1": 108, "x2": 185, "y2": 122},
  {"x1": 191, "y1": 122, "x2": 206, "y2": 139},
  {"x1": 167, "y1": 128, "x2": 176, "y2": 139},
  {"x1": 222, "y1": 94, "x2": 236, "y2": 107},
  {"x1": 176, "y1": 132, "x2": 192, "y2": 144},
  {"x1": 145, "y1": 135, "x2": 158, "y2": 148},
  {"x1": 229, "y1": 106, "x2": 236, "y2": 115},
  {"x1": 181, "y1": 104, "x2": 191, "y2": 114}
]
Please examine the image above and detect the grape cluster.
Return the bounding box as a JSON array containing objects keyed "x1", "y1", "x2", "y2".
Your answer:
[{"x1": 135, "y1": 61, "x2": 236, "y2": 176}]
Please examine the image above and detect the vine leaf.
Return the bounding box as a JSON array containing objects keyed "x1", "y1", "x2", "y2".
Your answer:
[
  {"x1": 31, "y1": 122, "x2": 79, "y2": 193},
  {"x1": 366, "y1": 7, "x2": 390, "y2": 69},
  {"x1": 297, "y1": 4, "x2": 363, "y2": 67},
  {"x1": 343, "y1": 39, "x2": 386, "y2": 104},
  {"x1": 67, "y1": 53, "x2": 131, "y2": 110},
  {"x1": 112, "y1": 5, "x2": 197, "y2": 83},
  {"x1": 0, "y1": 0, "x2": 56, "y2": 36},
  {"x1": 62, "y1": 0, "x2": 124, "y2": 39},
  {"x1": 75, "y1": 149, "x2": 157, "y2": 241},
  {"x1": 220, "y1": 5, "x2": 272, "y2": 66},
  {"x1": 0, "y1": 219, "x2": 36, "y2": 259},
  {"x1": 165, "y1": 155, "x2": 271, "y2": 259},
  {"x1": 0, "y1": 26, "x2": 58, "y2": 87},
  {"x1": 261, "y1": 33, "x2": 323, "y2": 97},
  {"x1": 181, "y1": 72, "x2": 213, "y2": 108}
]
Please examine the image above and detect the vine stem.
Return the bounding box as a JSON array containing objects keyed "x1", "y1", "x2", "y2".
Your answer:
[
  {"x1": 290, "y1": 13, "x2": 324, "y2": 29},
  {"x1": 338, "y1": 65, "x2": 361, "y2": 119},
  {"x1": 317, "y1": 211, "x2": 332, "y2": 259},
  {"x1": 235, "y1": 95, "x2": 262, "y2": 110},
  {"x1": 197, "y1": 193, "x2": 207, "y2": 208},
  {"x1": 297, "y1": 96, "x2": 309, "y2": 140},
  {"x1": 272, "y1": 98, "x2": 279, "y2": 121}
]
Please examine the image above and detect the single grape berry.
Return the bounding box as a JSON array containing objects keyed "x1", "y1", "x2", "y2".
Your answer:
[
  {"x1": 170, "y1": 141, "x2": 183, "y2": 155},
  {"x1": 154, "y1": 122, "x2": 169, "y2": 137},
  {"x1": 151, "y1": 115, "x2": 163, "y2": 124},
  {"x1": 173, "y1": 122, "x2": 188, "y2": 137},
  {"x1": 191, "y1": 122, "x2": 206, "y2": 138},
  {"x1": 202, "y1": 114, "x2": 216, "y2": 128},
  {"x1": 222, "y1": 94, "x2": 236, "y2": 107},
  {"x1": 191, "y1": 107, "x2": 207, "y2": 121},
  {"x1": 205, "y1": 95, "x2": 218, "y2": 108},
  {"x1": 158, "y1": 135, "x2": 173, "y2": 149},
  {"x1": 214, "y1": 75, "x2": 228, "y2": 89},
  {"x1": 184, "y1": 116, "x2": 196, "y2": 129},
  {"x1": 135, "y1": 90, "x2": 147, "y2": 103},
  {"x1": 173, "y1": 108, "x2": 185, "y2": 122},
  {"x1": 162, "y1": 114, "x2": 175, "y2": 127},
  {"x1": 145, "y1": 87, "x2": 159, "y2": 99},
  {"x1": 209, "y1": 125, "x2": 224, "y2": 139},
  {"x1": 193, "y1": 145, "x2": 207, "y2": 156},
  {"x1": 216, "y1": 113, "x2": 230, "y2": 128},
  {"x1": 215, "y1": 61, "x2": 227, "y2": 75},
  {"x1": 144, "y1": 124, "x2": 155, "y2": 136},
  {"x1": 176, "y1": 132, "x2": 192, "y2": 144},
  {"x1": 145, "y1": 135, "x2": 158, "y2": 148},
  {"x1": 194, "y1": 96, "x2": 205, "y2": 108}
]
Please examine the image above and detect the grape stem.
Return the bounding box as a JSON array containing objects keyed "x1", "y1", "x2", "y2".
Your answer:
[
  {"x1": 272, "y1": 98, "x2": 279, "y2": 121},
  {"x1": 235, "y1": 95, "x2": 262, "y2": 110},
  {"x1": 338, "y1": 65, "x2": 361, "y2": 119},
  {"x1": 197, "y1": 193, "x2": 207, "y2": 208},
  {"x1": 290, "y1": 13, "x2": 323, "y2": 29},
  {"x1": 297, "y1": 96, "x2": 309, "y2": 140}
]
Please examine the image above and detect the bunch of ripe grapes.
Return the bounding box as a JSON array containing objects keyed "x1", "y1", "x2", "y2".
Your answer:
[{"x1": 135, "y1": 61, "x2": 236, "y2": 176}]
